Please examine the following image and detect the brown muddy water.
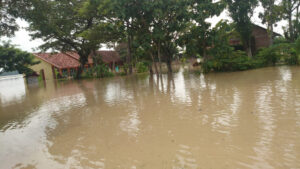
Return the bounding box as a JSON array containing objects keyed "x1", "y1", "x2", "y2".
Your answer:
[{"x1": 1, "y1": 66, "x2": 300, "y2": 169}]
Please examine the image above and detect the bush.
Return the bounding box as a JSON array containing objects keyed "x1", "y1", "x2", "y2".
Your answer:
[
  {"x1": 136, "y1": 62, "x2": 148, "y2": 73},
  {"x1": 273, "y1": 42, "x2": 298, "y2": 65},
  {"x1": 202, "y1": 50, "x2": 264, "y2": 73},
  {"x1": 94, "y1": 64, "x2": 114, "y2": 78},
  {"x1": 0, "y1": 42, "x2": 39, "y2": 75},
  {"x1": 255, "y1": 46, "x2": 280, "y2": 66}
]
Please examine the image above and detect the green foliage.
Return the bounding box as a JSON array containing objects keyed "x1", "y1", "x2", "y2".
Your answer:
[
  {"x1": 284, "y1": 38, "x2": 300, "y2": 65},
  {"x1": 272, "y1": 41, "x2": 298, "y2": 65},
  {"x1": 94, "y1": 64, "x2": 114, "y2": 78},
  {"x1": 0, "y1": 42, "x2": 39, "y2": 75},
  {"x1": 202, "y1": 50, "x2": 264, "y2": 73},
  {"x1": 19, "y1": 0, "x2": 117, "y2": 77},
  {"x1": 294, "y1": 37, "x2": 300, "y2": 56},
  {"x1": 225, "y1": 0, "x2": 258, "y2": 57},
  {"x1": 83, "y1": 67, "x2": 94, "y2": 78},
  {"x1": 0, "y1": 0, "x2": 19, "y2": 37},
  {"x1": 136, "y1": 62, "x2": 148, "y2": 73},
  {"x1": 273, "y1": 37, "x2": 289, "y2": 44},
  {"x1": 5, "y1": 0, "x2": 300, "y2": 77},
  {"x1": 256, "y1": 46, "x2": 280, "y2": 66},
  {"x1": 81, "y1": 64, "x2": 114, "y2": 78},
  {"x1": 179, "y1": 0, "x2": 225, "y2": 59},
  {"x1": 279, "y1": 0, "x2": 300, "y2": 42},
  {"x1": 200, "y1": 20, "x2": 263, "y2": 73},
  {"x1": 258, "y1": 0, "x2": 281, "y2": 45},
  {"x1": 209, "y1": 20, "x2": 234, "y2": 59}
]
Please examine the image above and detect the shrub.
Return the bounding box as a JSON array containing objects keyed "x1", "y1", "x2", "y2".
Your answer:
[
  {"x1": 273, "y1": 42, "x2": 298, "y2": 65},
  {"x1": 255, "y1": 46, "x2": 280, "y2": 66},
  {"x1": 83, "y1": 67, "x2": 94, "y2": 78},
  {"x1": 94, "y1": 64, "x2": 114, "y2": 78},
  {"x1": 136, "y1": 62, "x2": 148, "y2": 73},
  {"x1": 202, "y1": 50, "x2": 263, "y2": 73}
]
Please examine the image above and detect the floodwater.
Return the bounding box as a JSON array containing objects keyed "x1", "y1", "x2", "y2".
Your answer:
[{"x1": 1, "y1": 66, "x2": 300, "y2": 169}]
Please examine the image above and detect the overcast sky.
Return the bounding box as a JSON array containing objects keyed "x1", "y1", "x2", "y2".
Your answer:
[{"x1": 0, "y1": 6, "x2": 286, "y2": 53}]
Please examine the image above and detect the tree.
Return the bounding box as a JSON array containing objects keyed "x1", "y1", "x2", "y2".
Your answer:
[
  {"x1": 225, "y1": 0, "x2": 258, "y2": 57},
  {"x1": 259, "y1": 0, "x2": 281, "y2": 45},
  {"x1": 180, "y1": 0, "x2": 225, "y2": 61},
  {"x1": 0, "y1": 42, "x2": 38, "y2": 75},
  {"x1": 19, "y1": 0, "x2": 115, "y2": 77},
  {"x1": 280, "y1": 0, "x2": 300, "y2": 42},
  {"x1": 150, "y1": 0, "x2": 190, "y2": 73},
  {"x1": 111, "y1": 0, "x2": 141, "y2": 74},
  {"x1": 0, "y1": 0, "x2": 19, "y2": 37},
  {"x1": 209, "y1": 20, "x2": 235, "y2": 59}
]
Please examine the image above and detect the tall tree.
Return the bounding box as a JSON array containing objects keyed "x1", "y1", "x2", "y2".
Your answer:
[
  {"x1": 151, "y1": 0, "x2": 190, "y2": 73},
  {"x1": 181, "y1": 0, "x2": 225, "y2": 60},
  {"x1": 280, "y1": 0, "x2": 300, "y2": 42},
  {"x1": 0, "y1": 0, "x2": 19, "y2": 37},
  {"x1": 225, "y1": 0, "x2": 258, "y2": 57},
  {"x1": 112, "y1": 0, "x2": 141, "y2": 74},
  {"x1": 19, "y1": 0, "x2": 115, "y2": 77},
  {"x1": 259, "y1": 0, "x2": 281, "y2": 45}
]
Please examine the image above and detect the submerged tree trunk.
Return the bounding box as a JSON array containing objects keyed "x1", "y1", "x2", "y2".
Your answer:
[
  {"x1": 157, "y1": 43, "x2": 162, "y2": 74},
  {"x1": 149, "y1": 63, "x2": 153, "y2": 75},
  {"x1": 150, "y1": 52, "x2": 158, "y2": 74},
  {"x1": 76, "y1": 66, "x2": 83, "y2": 79},
  {"x1": 202, "y1": 39, "x2": 209, "y2": 61},
  {"x1": 127, "y1": 34, "x2": 133, "y2": 74},
  {"x1": 126, "y1": 22, "x2": 133, "y2": 75},
  {"x1": 203, "y1": 48, "x2": 208, "y2": 61},
  {"x1": 76, "y1": 53, "x2": 89, "y2": 79},
  {"x1": 288, "y1": 8, "x2": 294, "y2": 42},
  {"x1": 269, "y1": 23, "x2": 274, "y2": 46},
  {"x1": 246, "y1": 39, "x2": 252, "y2": 58},
  {"x1": 289, "y1": 16, "x2": 293, "y2": 42},
  {"x1": 246, "y1": 47, "x2": 252, "y2": 58},
  {"x1": 296, "y1": 4, "x2": 300, "y2": 39},
  {"x1": 166, "y1": 55, "x2": 172, "y2": 73}
]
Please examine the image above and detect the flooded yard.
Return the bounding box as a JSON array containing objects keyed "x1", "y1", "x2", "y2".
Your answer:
[{"x1": 1, "y1": 66, "x2": 300, "y2": 169}]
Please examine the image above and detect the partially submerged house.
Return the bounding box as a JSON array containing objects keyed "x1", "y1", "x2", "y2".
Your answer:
[
  {"x1": 31, "y1": 51, "x2": 122, "y2": 80},
  {"x1": 229, "y1": 25, "x2": 282, "y2": 53}
]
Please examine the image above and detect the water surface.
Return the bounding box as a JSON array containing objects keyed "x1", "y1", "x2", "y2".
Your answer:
[{"x1": 1, "y1": 66, "x2": 300, "y2": 169}]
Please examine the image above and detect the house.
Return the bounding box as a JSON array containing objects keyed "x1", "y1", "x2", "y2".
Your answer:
[
  {"x1": 229, "y1": 25, "x2": 282, "y2": 53},
  {"x1": 30, "y1": 51, "x2": 121, "y2": 80},
  {"x1": 66, "y1": 51, "x2": 122, "y2": 70}
]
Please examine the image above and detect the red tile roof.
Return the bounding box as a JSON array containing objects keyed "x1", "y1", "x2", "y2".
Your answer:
[
  {"x1": 65, "y1": 52, "x2": 93, "y2": 64},
  {"x1": 33, "y1": 51, "x2": 121, "y2": 69},
  {"x1": 33, "y1": 53, "x2": 80, "y2": 69},
  {"x1": 94, "y1": 51, "x2": 122, "y2": 64},
  {"x1": 66, "y1": 51, "x2": 121, "y2": 64}
]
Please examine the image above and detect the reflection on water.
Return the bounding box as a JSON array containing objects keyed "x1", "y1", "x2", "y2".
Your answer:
[
  {"x1": 0, "y1": 78, "x2": 26, "y2": 106},
  {"x1": 1, "y1": 66, "x2": 300, "y2": 169}
]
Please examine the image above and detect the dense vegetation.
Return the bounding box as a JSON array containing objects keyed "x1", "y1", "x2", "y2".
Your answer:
[
  {"x1": 0, "y1": 42, "x2": 38, "y2": 75},
  {"x1": 1, "y1": 0, "x2": 300, "y2": 76}
]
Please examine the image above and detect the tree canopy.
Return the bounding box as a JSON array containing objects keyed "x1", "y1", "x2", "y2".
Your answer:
[
  {"x1": 0, "y1": 42, "x2": 38, "y2": 75},
  {"x1": 2, "y1": 0, "x2": 300, "y2": 75},
  {"x1": 18, "y1": 0, "x2": 117, "y2": 77},
  {"x1": 0, "y1": 0, "x2": 20, "y2": 37},
  {"x1": 225, "y1": 0, "x2": 258, "y2": 57}
]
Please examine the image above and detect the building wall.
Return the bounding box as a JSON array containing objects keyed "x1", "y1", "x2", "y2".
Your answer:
[
  {"x1": 252, "y1": 26, "x2": 271, "y2": 50},
  {"x1": 30, "y1": 57, "x2": 55, "y2": 81}
]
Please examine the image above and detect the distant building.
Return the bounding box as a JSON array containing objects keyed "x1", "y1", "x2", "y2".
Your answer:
[
  {"x1": 229, "y1": 25, "x2": 282, "y2": 53},
  {"x1": 31, "y1": 51, "x2": 122, "y2": 80},
  {"x1": 0, "y1": 71, "x2": 24, "y2": 80},
  {"x1": 0, "y1": 70, "x2": 20, "y2": 76}
]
